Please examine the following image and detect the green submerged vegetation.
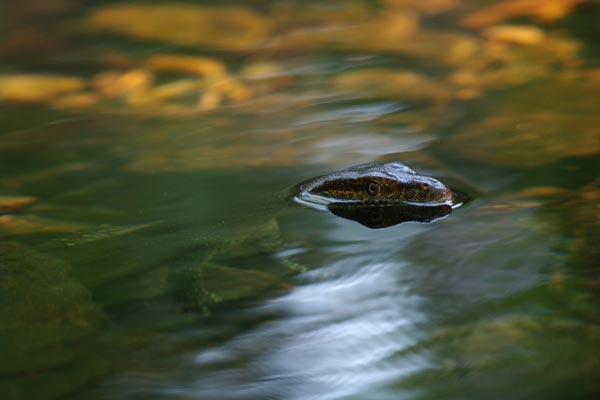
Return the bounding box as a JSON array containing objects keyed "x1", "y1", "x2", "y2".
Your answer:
[{"x1": 0, "y1": 0, "x2": 598, "y2": 399}]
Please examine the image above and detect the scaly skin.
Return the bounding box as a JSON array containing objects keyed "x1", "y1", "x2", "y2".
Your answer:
[{"x1": 298, "y1": 162, "x2": 453, "y2": 205}]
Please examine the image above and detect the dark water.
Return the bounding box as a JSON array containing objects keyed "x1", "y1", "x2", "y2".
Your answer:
[{"x1": 1, "y1": 1, "x2": 599, "y2": 399}]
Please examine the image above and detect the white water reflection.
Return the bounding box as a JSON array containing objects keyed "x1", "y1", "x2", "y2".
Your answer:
[
  {"x1": 292, "y1": 102, "x2": 405, "y2": 125},
  {"x1": 308, "y1": 132, "x2": 433, "y2": 165},
  {"x1": 125, "y1": 212, "x2": 434, "y2": 400},
  {"x1": 103, "y1": 202, "x2": 568, "y2": 400},
  {"x1": 172, "y1": 256, "x2": 428, "y2": 400}
]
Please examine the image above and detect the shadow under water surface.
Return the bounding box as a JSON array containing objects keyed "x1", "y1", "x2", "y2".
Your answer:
[{"x1": 327, "y1": 202, "x2": 452, "y2": 228}]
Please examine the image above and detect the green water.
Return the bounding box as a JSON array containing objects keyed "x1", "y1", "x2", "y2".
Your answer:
[{"x1": 1, "y1": 1, "x2": 599, "y2": 399}]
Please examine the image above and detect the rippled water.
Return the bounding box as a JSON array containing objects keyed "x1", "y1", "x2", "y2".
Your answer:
[{"x1": 1, "y1": 1, "x2": 599, "y2": 399}]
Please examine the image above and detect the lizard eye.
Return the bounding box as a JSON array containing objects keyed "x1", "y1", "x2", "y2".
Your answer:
[{"x1": 366, "y1": 181, "x2": 382, "y2": 195}]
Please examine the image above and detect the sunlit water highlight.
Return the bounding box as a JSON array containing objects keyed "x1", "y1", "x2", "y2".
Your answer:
[
  {"x1": 110, "y1": 229, "x2": 432, "y2": 400},
  {"x1": 96, "y1": 197, "x2": 580, "y2": 400}
]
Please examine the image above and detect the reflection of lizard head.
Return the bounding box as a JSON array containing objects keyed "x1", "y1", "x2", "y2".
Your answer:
[{"x1": 327, "y1": 202, "x2": 452, "y2": 229}]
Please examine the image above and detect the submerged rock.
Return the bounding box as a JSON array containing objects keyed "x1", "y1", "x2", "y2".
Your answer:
[
  {"x1": 92, "y1": 69, "x2": 154, "y2": 98},
  {"x1": 0, "y1": 74, "x2": 85, "y2": 102},
  {"x1": 334, "y1": 69, "x2": 451, "y2": 103},
  {"x1": 462, "y1": 0, "x2": 583, "y2": 29},
  {"x1": 144, "y1": 54, "x2": 227, "y2": 77},
  {"x1": 445, "y1": 80, "x2": 600, "y2": 167},
  {"x1": 384, "y1": 0, "x2": 459, "y2": 15},
  {"x1": 0, "y1": 215, "x2": 86, "y2": 236},
  {"x1": 166, "y1": 218, "x2": 287, "y2": 313},
  {"x1": 0, "y1": 243, "x2": 106, "y2": 397},
  {"x1": 449, "y1": 31, "x2": 581, "y2": 94},
  {"x1": 483, "y1": 24, "x2": 546, "y2": 45},
  {"x1": 51, "y1": 92, "x2": 100, "y2": 109},
  {"x1": 0, "y1": 196, "x2": 37, "y2": 213},
  {"x1": 85, "y1": 4, "x2": 272, "y2": 50},
  {"x1": 563, "y1": 179, "x2": 600, "y2": 294},
  {"x1": 413, "y1": 316, "x2": 600, "y2": 399},
  {"x1": 170, "y1": 262, "x2": 282, "y2": 312}
]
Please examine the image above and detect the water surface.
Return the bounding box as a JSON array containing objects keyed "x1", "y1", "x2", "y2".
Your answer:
[{"x1": 0, "y1": 1, "x2": 599, "y2": 399}]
